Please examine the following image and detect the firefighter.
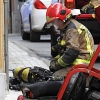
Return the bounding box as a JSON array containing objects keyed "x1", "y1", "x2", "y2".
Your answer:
[
  {"x1": 46, "y1": 3, "x2": 94, "y2": 77},
  {"x1": 82, "y1": 0, "x2": 100, "y2": 22}
]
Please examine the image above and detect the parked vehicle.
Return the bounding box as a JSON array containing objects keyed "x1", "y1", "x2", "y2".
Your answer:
[{"x1": 18, "y1": 0, "x2": 53, "y2": 42}]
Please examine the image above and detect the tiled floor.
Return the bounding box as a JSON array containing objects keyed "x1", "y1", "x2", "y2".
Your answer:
[{"x1": 9, "y1": 41, "x2": 49, "y2": 70}]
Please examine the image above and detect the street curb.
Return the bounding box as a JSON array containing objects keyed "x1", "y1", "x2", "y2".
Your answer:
[{"x1": 8, "y1": 33, "x2": 21, "y2": 37}]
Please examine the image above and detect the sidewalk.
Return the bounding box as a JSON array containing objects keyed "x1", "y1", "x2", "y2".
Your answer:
[{"x1": 5, "y1": 41, "x2": 49, "y2": 100}]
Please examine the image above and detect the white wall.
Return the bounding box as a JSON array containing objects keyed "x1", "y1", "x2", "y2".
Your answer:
[{"x1": 0, "y1": 73, "x2": 6, "y2": 100}]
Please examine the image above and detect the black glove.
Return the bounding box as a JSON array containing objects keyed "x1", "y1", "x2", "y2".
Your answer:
[
  {"x1": 52, "y1": 44, "x2": 65, "y2": 55},
  {"x1": 81, "y1": 3, "x2": 95, "y2": 14},
  {"x1": 49, "y1": 58, "x2": 62, "y2": 72},
  {"x1": 51, "y1": 44, "x2": 60, "y2": 53}
]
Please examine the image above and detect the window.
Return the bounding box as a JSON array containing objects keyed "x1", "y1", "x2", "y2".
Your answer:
[{"x1": 52, "y1": 0, "x2": 59, "y2": 3}]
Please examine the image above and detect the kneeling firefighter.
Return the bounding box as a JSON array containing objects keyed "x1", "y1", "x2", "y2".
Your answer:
[
  {"x1": 48, "y1": 3, "x2": 94, "y2": 77},
  {"x1": 18, "y1": 3, "x2": 94, "y2": 99}
]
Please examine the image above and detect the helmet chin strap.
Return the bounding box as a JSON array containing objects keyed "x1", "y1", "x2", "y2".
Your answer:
[
  {"x1": 63, "y1": 18, "x2": 67, "y2": 22},
  {"x1": 46, "y1": 23, "x2": 59, "y2": 30},
  {"x1": 64, "y1": 14, "x2": 72, "y2": 23}
]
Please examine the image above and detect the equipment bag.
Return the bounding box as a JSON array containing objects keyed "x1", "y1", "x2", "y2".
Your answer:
[
  {"x1": 22, "y1": 80, "x2": 63, "y2": 99},
  {"x1": 18, "y1": 66, "x2": 53, "y2": 83},
  {"x1": 9, "y1": 67, "x2": 53, "y2": 90},
  {"x1": 22, "y1": 72, "x2": 86, "y2": 100}
]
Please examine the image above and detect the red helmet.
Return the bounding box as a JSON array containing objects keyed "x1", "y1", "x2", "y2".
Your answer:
[{"x1": 46, "y1": 3, "x2": 71, "y2": 24}]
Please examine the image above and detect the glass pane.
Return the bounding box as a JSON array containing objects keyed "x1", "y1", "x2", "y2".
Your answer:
[{"x1": 52, "y1": 0, "x2": 59, "y2": 3}]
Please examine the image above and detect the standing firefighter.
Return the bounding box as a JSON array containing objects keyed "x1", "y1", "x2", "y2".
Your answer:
[{"x1": 47, "y1": 3, "x2": 94, "y2": 76}]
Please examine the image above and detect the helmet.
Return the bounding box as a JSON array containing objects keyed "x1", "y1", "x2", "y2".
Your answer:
[
  {"x1": 13, "y1": 66, "x2": 24, "y2": 79},
  {"x1": 46, "y1": 3, "x2": 71, "y2": 24}
]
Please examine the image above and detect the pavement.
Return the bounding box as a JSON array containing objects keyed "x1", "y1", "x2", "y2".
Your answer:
[
  {"x1": 8, "y1": 34, "x2": 51, "y2": 67},
  {"x1": 5, "y1": 40, "x2": 49, "y2": 100}
]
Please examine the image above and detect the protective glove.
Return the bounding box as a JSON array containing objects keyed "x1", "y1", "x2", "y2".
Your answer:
[
  {"x1": 52, "y1": 44, "x2": 65, "y2": 56},
  {"x1": 49, "y1": 55, "x2": 62, "y2": 72},
  {"x1": 81, "y1": 2, "x2": 95, "y2": 14},
  {"x1": 50, "y1": 48, "x2": 79, "y2": 72},
  {"x1": 51, "y1": 44, "x2": 60, "y2": 53}
]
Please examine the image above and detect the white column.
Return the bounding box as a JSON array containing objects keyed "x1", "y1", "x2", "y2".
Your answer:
[{"x1": 0, "y1": 73, "x2": 6, "y2": 100}]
